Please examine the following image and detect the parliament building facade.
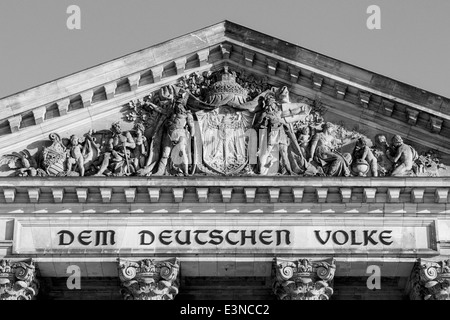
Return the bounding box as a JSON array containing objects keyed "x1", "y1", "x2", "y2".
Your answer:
[{"x1": 0, "y1": 21, "x2": 449, "y2": 300}]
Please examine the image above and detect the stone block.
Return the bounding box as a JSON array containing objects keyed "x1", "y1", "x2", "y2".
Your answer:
[
  {"x1": 148, "y1": 188, "x2": 160, "y2": 202},
  {"x1": 196, "y1": 188, "x2": 209, "y2": 203}
]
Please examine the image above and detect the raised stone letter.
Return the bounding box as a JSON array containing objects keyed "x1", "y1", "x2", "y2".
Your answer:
[{"x1": 58, "y1": 230, "x2": 75, "y2": 245}]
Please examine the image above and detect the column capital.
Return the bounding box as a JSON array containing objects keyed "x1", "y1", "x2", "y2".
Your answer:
[
  {"x1": 273, "y1": 257, "x2": 336, "y2": 300},
  {"x1": 407, "y1": 258, "x2": 450, "y2": 300},
  {"x1": 118, "y1": 258, "x2": 180, "y2": 300},
  {"x1": 0, "y1": 259, "x2": 39, "y2": 300}
]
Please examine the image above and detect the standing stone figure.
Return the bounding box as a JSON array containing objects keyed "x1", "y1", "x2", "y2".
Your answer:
[
  {"x1": 132, "y1": 123, "x2": 149, "y2": 171},
  {"x1": 256, "y1": 93, "x2": 293, "y2": 174},
  {"x1": 139, "y1": 92, "x2": 195, "y2": 176}
]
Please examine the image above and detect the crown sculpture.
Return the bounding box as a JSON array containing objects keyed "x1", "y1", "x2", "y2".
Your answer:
[{"x1": 1, "y1": 67, "x2": 446, "y2": 178}]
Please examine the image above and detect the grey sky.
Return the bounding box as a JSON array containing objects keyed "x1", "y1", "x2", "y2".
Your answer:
[{"x1": 0, "y1": 0, "x2": 449, "y2": 98}]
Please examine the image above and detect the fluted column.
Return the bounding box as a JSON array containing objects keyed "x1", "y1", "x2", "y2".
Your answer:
[
  {"x1": 407, "y1": 258, "x2": 450, "y2": 300},
  {"x1": 118, "y1": 258, "x2": 180, "y2": 300},
  {"x1": 0, "y1": 259, "x2": 39, "y2": 300},
  {"x1": 273, "y1": 257, "x2": 336, "y2": 300}
]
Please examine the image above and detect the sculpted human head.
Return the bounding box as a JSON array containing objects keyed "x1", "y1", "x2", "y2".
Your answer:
[
  {"x1": 392, "y1": 135, "x2": 403, "y2": 147},
  {"x1": 322, "y1": 122, "x2": 334, "y2": 134},
  {"x1": 70, "y1": 135, "x2": 79, "y2": 146},
  {"x1": 111, "y1": 121, "x2": 122, "y2": 134}
]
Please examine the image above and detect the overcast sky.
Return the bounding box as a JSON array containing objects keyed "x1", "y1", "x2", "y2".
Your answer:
[{"x1": 0, "y1": 0, "x2": 449, "y2": 99}]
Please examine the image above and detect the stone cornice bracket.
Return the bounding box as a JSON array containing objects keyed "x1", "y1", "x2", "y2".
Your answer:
[
  {"x1": 292, "y1": 188, "x2": 304, "y2": 203},
  {"x1": 128, "y1": 73, "x2": 141, "y2": 92},
  {"x1": 244, "y1": 188, "x2": 256, "y2": 203},
  {"x1": 8, "y1": 115, "x2": 22, "y2": 133},
  {"x1": 266, "y1": 58, "x2": 278, "y2": 76},
  {"x1": 287, "y1": 66, "x2": 300, "y2": 84},
  {"x1": 411, "y1": 188, "x2": 425, "y2": 203},
  {"x1": 148, "y1": 188, "x2": 161, "y2": 202},
  {"x1": 151, "y1": 65, "x2": 164, "y2": 83},
  {"x1": 51, "y1": 188, "x2": 64, "y2": 203},
  {"x1": 273, "y1": 257, "x2": 336, "y2": 300},
  {"x1": 339, "y1": 188, "x2": 352, "y2": 203},
  {"x1": 76, "y1": 188, "x2": 88, "y2": 203},
  {"x1": 104, "y1": 82, "x2": 118, "y2": 100},
  {"x1": 312, "y1": 74, "x2": 324, "y2": 91},
  {"x1": 387, "y1": 188, "x2": 401, "y2": 203},
  {"x1": 100, "y1": 188, "x2": 112, "y2": 203},
  {"x1": 80, "y1": 89, "x2": 94, "y2": 108},
  {"x1": 243, "y1": 50, "x2": 255, "y2": 67},
  {"x1": 381, "y1": 99, "x2": 395, "y2": 117},
  {"x1": 172, "y1": 188, "x2": 185, "y2": 203},
  {"x1": 118, "y1": 258, "x2": 180, "y2": 300},
  {"x1": 197, "y1": 49, "x2": 210, "y2": 67},
  {"x1": 435, "y1": 188, "x2": 449, "y2": 203},
  {"x1": 429, "y1": 116, "x2": 443, "y2": 134},
  {"x1": 268, "y1": 188, "x2": 280, "y2": 203},
  {"x1": 174, "y1": 57, "x2": 187, "y2": 75},
  {"x1": 0, "y1": 259, "x2": 39, "y2": 300},
  {"x1": 407, "y1": 258, "x2": 450, "y2": 300},
  {"x1": 124, "y1": 188, "x2": 136, "y2": 203},
  {"x1": 335, "y1": 83, "x2": 347, "y2": 100},
  {"x1": 359, "y1": 91, "x2": 371, "y2": 108},
  {"x1": 363, "y1": 188, "x2": 377, "y2": 203},
  {"x1": 406, "y1": 108, "x2": 420, "y2": 125},
  {"x1": 32, "y1": 106, "x2": 47, "y2": 125},
  {"x1": 220, "y1": 188, "x2": 233, "y2": 203},
  {"x1": 3, "y1": 188, "x2": 16, "y2": 203},
  {"x1": 316, "y1": 188, "x2": 328, "y2": 203},
  {"x1": 28, "y1": 188, "x2": 40, "y2": 203},
  {"x1": 57, "y1": 98, "x2": 70, "y2": 116},
  {"x1": 220, "y1": 43, "x2": 232, "y2": 60},
  {"x1": 196, "y1": 187, "x2": 209, "y2": 203}
]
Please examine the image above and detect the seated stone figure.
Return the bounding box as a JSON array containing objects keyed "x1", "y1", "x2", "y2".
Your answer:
[
  {"x1": 386, "y1": 135, "x2": 418, "y2": 176},
  {"x1": 94, "y1": 122, "x2": 136, "y2": 176},
  {"x1": 351, "y1": 138, "x2": 378, "y2": 177},
  {"x1": 371, "y1": 134, "x2": 394, "y2": 176},
  {"x1": 308, "y1": 122, "x2": 352, "y2": 177}
]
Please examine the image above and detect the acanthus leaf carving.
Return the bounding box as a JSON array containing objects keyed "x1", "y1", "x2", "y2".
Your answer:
[
  {"x1": 407, "y1": 258, "x2": 450, "y2": 300},
  {"x1": 118, "y1": 258, "x2": 180, "y2": 300},
  {"x1": 0, "y1": 259, "x2": 39, "y2": 300},
  {"x1": 273, "y1": 257, "x2": 336, "y2": 300}
]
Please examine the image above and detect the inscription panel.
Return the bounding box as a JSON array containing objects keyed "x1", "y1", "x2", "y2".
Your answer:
[{"x1": 11, "y1": 217, "x2": 438, "y2": 255}]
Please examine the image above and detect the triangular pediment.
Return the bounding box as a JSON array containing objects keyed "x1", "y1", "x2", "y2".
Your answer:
[{"x1": 0, "y1": 21, "x2": 448, "y2": 178}]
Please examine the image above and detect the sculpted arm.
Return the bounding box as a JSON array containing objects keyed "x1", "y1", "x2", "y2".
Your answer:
[
  {"x1": 187, "y1": 112, "x2": 196, "y2": 136},
  {"x1": 308, "y1": 135, "x2": 319, "y2": 162}
]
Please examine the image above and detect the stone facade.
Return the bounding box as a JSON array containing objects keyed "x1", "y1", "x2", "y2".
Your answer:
[{"x1": 0, "y1": 21, "x2": 449, "y2": 300}]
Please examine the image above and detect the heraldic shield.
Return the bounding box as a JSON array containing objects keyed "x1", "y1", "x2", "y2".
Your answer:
[{"x1": 196, "y1": 107, "x2": 256, "y2": 175}]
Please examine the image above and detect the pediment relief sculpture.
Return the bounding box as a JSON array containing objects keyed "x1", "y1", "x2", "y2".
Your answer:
[{"x1": 1, "y1": 67, "x2": 447, "y2": 178}]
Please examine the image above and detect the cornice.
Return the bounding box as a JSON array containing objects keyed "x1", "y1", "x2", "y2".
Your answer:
[{"x1": 0, "y1": 177, "x2": 448, "y2": 211}]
